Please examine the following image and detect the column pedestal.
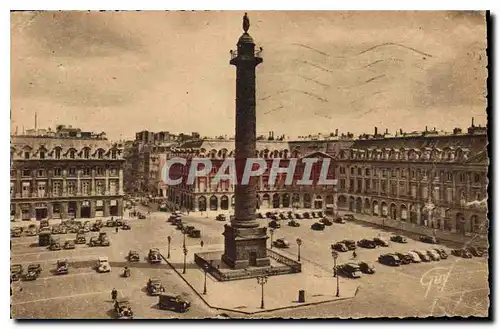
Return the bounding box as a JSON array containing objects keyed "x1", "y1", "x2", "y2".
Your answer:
[{"x1": 222, "y1": 224, "x2": 270, "y2": 269}]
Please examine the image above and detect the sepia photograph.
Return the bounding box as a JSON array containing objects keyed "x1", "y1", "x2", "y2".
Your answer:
[{"x1": 9, "y1": 9, "x2": 490, "y2": 320}]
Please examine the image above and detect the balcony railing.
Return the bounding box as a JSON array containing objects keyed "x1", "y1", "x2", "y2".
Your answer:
[{"x1": 230, "y1": 49, "x2": 263, "y2": 61}]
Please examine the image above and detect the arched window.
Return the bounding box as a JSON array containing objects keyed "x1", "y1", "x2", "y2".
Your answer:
[
  {"x1": 69, "y1": 149, "x2": 76, "y2": 159},
  {"x1": 83, "y1": 148, "x2": 90, "y2": 159}
]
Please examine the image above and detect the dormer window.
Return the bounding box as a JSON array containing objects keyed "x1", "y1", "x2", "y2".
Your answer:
[
  {"x1": 83, "y1": 148, "x2": 90, "y2": 159},
  {"x1": 69, "y1": 150, "x2": 76, "y2": 159},
  {"x1": 97, "y1": 149, "x2": 104, "y2": 159},
  {"x1": 55, "y1": 148, "x2": 61, "y2": 159},
  {"x1": 40, "y1": 151, "x2": 45, "y2": 159}
]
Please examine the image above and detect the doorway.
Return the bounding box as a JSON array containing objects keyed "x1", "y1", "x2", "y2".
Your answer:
[{"x1": 35, "y1": 208, "x2": 47, "y2": 220}]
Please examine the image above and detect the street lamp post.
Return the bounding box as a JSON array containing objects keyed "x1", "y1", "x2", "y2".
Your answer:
[
  {"x1": 167, "y1": 236, "x2": 171, "y2": 259},
  {"x1": 183, "y1": 245, "x2": 188, "y2": 274},
  {"x1": 203, "y1": 263, "x2": 210, "y2": 294},
  {"x1": 269, "y1": 228, "x2": 275, "y2": 249},
  {"x1": 296, "y1": 238, "x2": 302, "y2": 262},
  {"x1": 331, "y1": 248, "x2": 340, "y2": 297},
  {"x1": 256, "y1": 274, "x2": 268, "y2": 309}
]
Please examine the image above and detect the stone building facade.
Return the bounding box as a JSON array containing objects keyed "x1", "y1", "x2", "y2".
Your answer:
[
  {"x1": 333, "y1": 124, "x2": 488, "y2": 236},
  {"x1": 163, "y1": 139, "x2": 337, "y2": 213},
  {"x1": 10, "y1": 125, "x2": 125, "y2": 221}
]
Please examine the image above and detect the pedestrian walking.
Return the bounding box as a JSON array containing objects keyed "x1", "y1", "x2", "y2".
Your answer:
[
  {"x1": 115, "y1": 227, "x2": 119, "y2": 234},
  {"x1": 200, "y1": 240, "x2": 204, "y2": 248},
  {"x1": 111, "y1": 288, "x2": 118, "y2": 302},
  {"x1": 352, "y1": 251, "x2": 357, "y2": 259}
]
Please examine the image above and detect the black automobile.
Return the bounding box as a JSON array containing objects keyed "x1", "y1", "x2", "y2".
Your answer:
[
  {"x1": 268, "y1": 220, "x2": 281, "y2": 229},
  {"x1": 339, "y1": 240, "x2": 356, "y2": 250},
  {"x1": 279, "y1": 213, "x2": 287, "y2": 220},
  {"x1": 451, "y1": 248, "x2": 473, "y2": 258},
  {"x1": 378, "y1": 253, "x2": 401, "y2": 266},
  {"x1": 336, "y1": 263, "x2": 362, "y2": 278},
  {"x1": 373, "y1": 237, "x2": 390, "y2": 247},
  {"x1": 128, "y1": 250, "x2": 140, "y2": 262},
  {"x1": 419, "y1": 235, "x2": 438, "y2": 244},
  {"x1": 433, "y1": 248, "x2": 449, "y2": 259},
  {"x1": 390, "y1": 235, "x2": 408, "y2": 243},
  {"x1": 311, "y1": 212, "x2": 317, "y2": 218},
  {"x1": 265, "y1": 212, "x2": 273, "y2": 219},
  {"x1": 334, "y1": 217, "x2": 346, "y2": 224},
  {"x1": 288, "y1": 220, "x2": 300, "y2": 227},
  {"x1": 319, "y1": 218, "x2": 333, "y2": 226},
  {"x1": 303, "y1": 212, "x2": 311, "y2": 219},
  {"x1": 466, "y1": 246, "x2": 483, "y2": 257},
  {"x1": 311, "y1": 222, "x2": 325, "y2": 231},
  {"x1": 122, "y1": 223, "x2": 131, "y2": 230},
  {"x1": 343, "y1": 214, "x2": 355, "y2": 221},
  {"x1": 357, "y1": 239, "x2": 377, "y2": 249},
  {"x1": 332, "y1": 242, "x2": 348, "y2": 252},
  {"x1": 395, "y1": 252, "x2": 412, "y2": 265},
  {"x1": 317, "y1": 211, "x2": 324, "y2": 218},
  {"x1": 358, "y1": 261, "x2": 376, "y2": 274},
  {"x1": 287, "y1": 213, "x2": 294, "y2": 219},
  {"x1": 295, "y1": 213, "x2": 304, "y2": 220}
]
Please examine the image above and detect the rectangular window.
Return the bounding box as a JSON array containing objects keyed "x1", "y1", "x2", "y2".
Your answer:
[
  {"x1": 399, "y1": 182, "x2": 406, "y2": 196},
  {"x1": 365, "y1": 179, "x2": 370, "y2": 191},
  {"x1": 340, "y1": 179, "x2": 345, "y2": 189},
  {"x1": 24, "y1": 151, "x2": 30, "y2": 159},
  {"x1": 96, "y1": 167, "x2": 105, "y2": 176},
  {"x1": 382, "y1": 169, "x2": 387, "y2": 178},
  {"x1": 401, "y1": 169, "x2": 407, "y2": 178},
  {"x1": 10, "y1": 182, "x2": 14, "y2": 197},
  {"x1": 54, "y1": 168, "x2": 62, "y2": 177},
  {"x1": 81, "y1": 181, "x2": 90, "y2": 195},
  {"x1": 349, "y1": 179, "x2": 354, "y2": 191},
  {"x1": 350, "y1": 167, "x2": 355, "y2": 175},
  {"x1": 37, "y1": 169, "x2": 45, "y2": 177},
  {"x1": 411, "y1": 185, "x2": 417, "y2": 198},
  {"x1": 357, "y1": 168, "x2": 362, "y2": 176},
  {"x1": 381, "y1": 180, "x2": 387, "y2": 193},
  {"x1": 83, "y1": 168, "x2": 91, "y2": 176},
  {"x1": 52, "y1": 181, "x2": 61, "y2": 196},
  {"x1": 474, "y1": 173, "x2": 481, "y2": 183},
  {"x1": 40, "y1": 151, "x2": 45, "y2": 159},
  {"x1": 67, "y1": 181, "x2": 76, "y2": 195},
  {"x1": 22, "y1": 182, "x2": 30, "y2": 197},
  {"x1": 10, "y1": 169, "x2": 16, "y2": 177},
  {"x1": 22, "y1": 169, "x2": 31, "y2": 177},
  {"x1": 109, "y1": 180, "x2": 118, "y2": 195},
  {"x1": 55, "y1": 148, "x2": 61, "y2": 159},
  {"x1": 68, "y1": 168, "x2": 77, "y2": 176},
  {"x1": 37, "y1": 182, "x2": 46, "y2": 198},
  {"x1": 446, "y1": 188, "x2": 453, "y2": 203}
]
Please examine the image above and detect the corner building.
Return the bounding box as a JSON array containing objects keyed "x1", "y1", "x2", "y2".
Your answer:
[{"x1": 10, "y1": 126, "x2": 125, "y2": 221}]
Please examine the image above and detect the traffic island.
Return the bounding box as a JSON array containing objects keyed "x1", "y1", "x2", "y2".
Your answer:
[{"x1": 161, "y1": 245, "x2": 359, "y2": 315}]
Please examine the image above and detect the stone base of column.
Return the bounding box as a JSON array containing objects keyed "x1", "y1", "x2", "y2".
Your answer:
[{"x1": 221, "y1": 224, "x2": 270, "y2": 269}]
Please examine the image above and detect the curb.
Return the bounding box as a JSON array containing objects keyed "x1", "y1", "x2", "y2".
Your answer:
[{"x1": 160, "y1": 254, "x2": 357, "y2": 315}]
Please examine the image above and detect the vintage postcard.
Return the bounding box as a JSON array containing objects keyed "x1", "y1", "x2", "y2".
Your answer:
[{"x1": 10, "y1": 10, "x2": 489, "y2": 319}]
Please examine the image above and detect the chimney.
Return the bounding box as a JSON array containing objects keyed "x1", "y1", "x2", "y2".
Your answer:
[
  {"x1": 425, "y1": 126, "x2": 428, "y2": 132},
  {"x1": 272, "y1": 131, "x2": 274, "y2": 139},
  {"x1": 335, "y1": 128, "x2": 338, "y2": 136},
  {"x1": 385, "y1": 128, "x2": 388, "y2": 135},
  {"x1": 15, "y1": 126, "x2": 18, "y2": 135},
  {"x1": 400, "y1": 128, "x2": 403, "y2": 135},
  {"x1": 472, "y1": 117, "x2": 475, "y2": 127},
  {"x1": 374, "y1": 127, "x2": 378, "y2": 136},
  {"x1": 35, "y1": 112, "x2": 37, "y2": 130}
]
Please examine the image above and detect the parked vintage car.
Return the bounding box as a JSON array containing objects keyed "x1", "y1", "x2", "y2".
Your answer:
[
  {"x1": 158, "y1": 294, "x2": 191, "y2": 313},
  {"x1": 373, "y1": 237, "x2": 390, "y2": 247},
  {"x1": 189, "y1": 229, "x2": 201, "y2": 238},
  {"x1": 395, "y1": 252, "x2": 412, "y2": 265},
  {"x1": 358, "y1": 261, "x2": 376, "y2": 274},
  {"x1": 332, "y1": 242, "x2": 348, "y2": 252},
  {"x1": 339, "y1": 240, "x2": 356, "y2": 250},
  {"x1": 294, "y1": 213, "x2": 304, "y2": 220},
  {"x1": 26, "y1": 224, "x2": 38, "y2": 236},
  {"x1": 268, "y1": 220, "x2": 281, "y2": 229},
  {"x1": 149, "y1": 248, "x2": 162, "y2": 264},
  {"x1": 89, "y1": 236, "x2": 100, "y2": 247},
  {"x1": 279, "y1": 213, "x2": 287, "y2": 220},
  {"x1": 95, "y1": 219, "x2": 103, "y2": 228},
  {"x1": 28, "y1": 263, "x2": 42, "y2": 275},
  {"x1": 288, "y1": 220, "x2": 300, "y2": 227},
  {"x1": 75, "y1": 233, "x2": 86, "y2": 244},
  {"x1": 319, "y1": 218, "x2": 333, "y2": 226},
  {"x1": 412, "y1": 250, "x2": 431, "y2": 262},
  {"x1": 106, "y1": 219, "x2": 116, "y2": 227},
  {"x1": 11, "y1": 227, "x2": 23, "y2": 238},
  {"x1": 147, "y1": 277, "x2": 165, "y2": 296},
  {"x1": 317, "y1": 211, "x2": 324, "y2": 218},
  {"x1": 128, "y1": 250, "x2": 140, "y2": 262},
  {"x1": 99, "y1": 232, "x2": 110, "y2": 246},
  {"x1": 357, "y1": 239, "x2": 377, "y2": 249},
  {"x1": 419, "y1": 235, "x2": 439, "y2": 244},
  {"x1": 96, "y1": 256, "x2": 111, "y2": 273},
  {"x1": 427, "y1": 249, "x2": 441, "y2": 261},
  {"x1": 273, "y1": 238, "x2": 290, "y2": 248},
  {"x1": 50, "y1": 238, "x2": 62, "y2": 251},
  {"x1": 303, "y1": 212, "x2": 311, "y2": 219},
  {"x1": 390, "y1": 235, "x2": 408, "y2": 243},
  {"x1": 466, "y1": 246, "x2": 484, "y2": 257},
  {"x1": 216, "y1": 214, "x2": 227, "y2": 221},
  {"x1": 122, "y1": 223, "x2": 131, "y2": 230},
  {"x1": 56, "y1": 259, "x2": 69, "y2": 275},
  {"x1": 343, "y1": 214, "x2": 356, "y2": 221},
  {"x1": 90, "y1": 223, "x2": 101, "y2": 232},
  {"x1": 23, "y1": 269, "x2": 40, "y2": 281},
  {"x1": 433, "y1": 248, "x2": 449, "y2": 259},
  {"x1": 378, "y1": 253, "x2": 401, "y2": 266},
  {"x1": 116, "y1": 219, "x2": 125, "y2": 227},
  {"x1": 337, "y1": 263, "x2": 362, "y2": 278},
  {"x1": 10, "y1": 264, "x2": 23, "y2": 281},
  {"x1": 407, "y1": 251, "x2": 422, "y2": 263},
  {"x1": 114, "y1": 299, "x2": 134, "y2": 319},
  {"x1": 138, "y1": 213, "x2": 147, "y2": 219},
  {"x1": 334, "y1": 217, "x2": 346, "y2": 224},
  {"x1": 64, "y1": 239, "x2": 76, "y2": 250},
  {"x1": 311, "y1": 212, "x2": 317, "y2": 218},
  {"x1": 311, "y1": 222, "x2": 325, "y2": 231},
  {"x1": 287, "y1": 212, "x2": 294, "y2": 219},
  {"x1": 451, "y1": 248, "x2": 473, "y2": 258}
]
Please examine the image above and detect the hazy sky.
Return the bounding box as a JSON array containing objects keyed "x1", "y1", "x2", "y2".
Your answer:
[{"x1": 11, "y1": 11, "x2": 487, "y2": 140}]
